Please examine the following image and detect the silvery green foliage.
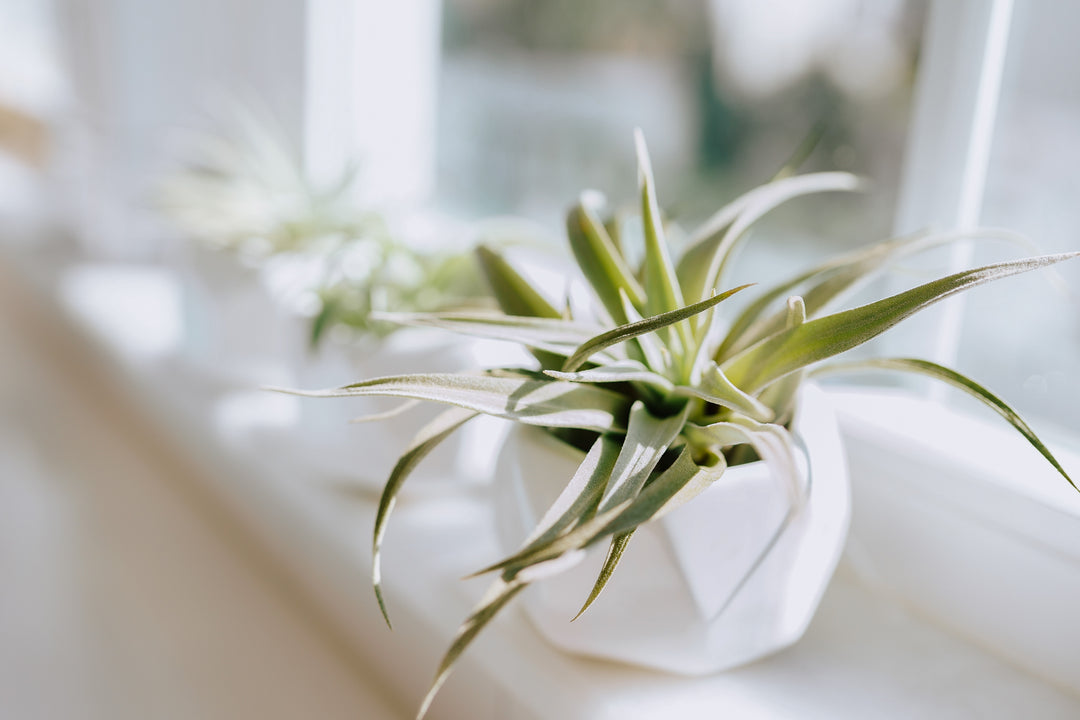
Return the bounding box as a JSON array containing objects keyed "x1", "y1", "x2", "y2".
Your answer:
[{"x1": 295, "y1": 132, "x2": 1076, "y2": 719}]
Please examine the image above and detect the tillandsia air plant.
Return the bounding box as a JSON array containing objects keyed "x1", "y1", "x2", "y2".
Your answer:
[
  {"x1": 294, "y1": 131, "x2": 1078, "y2": 718},
  {"x1": 158, "y1": 104, "x2": 485, "y2": 346}
]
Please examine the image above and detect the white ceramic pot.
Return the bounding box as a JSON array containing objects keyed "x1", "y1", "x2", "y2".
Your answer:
[{"x1": 493, "y1": 384, "x2": 850, "y2": 674}]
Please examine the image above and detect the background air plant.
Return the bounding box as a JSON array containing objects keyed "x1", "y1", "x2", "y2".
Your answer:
[
  {"x1": 158, "y1": 105, "x2": 486, "y2": 346},
  {"x1": 294, "y1": 131, "x2": 1077, "y2": 718}
]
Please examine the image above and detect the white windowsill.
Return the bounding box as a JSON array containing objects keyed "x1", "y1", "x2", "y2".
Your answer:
[
  {"x1": 11, "y1": 254, "x2": 1080, "y2": 719},
  {"x1": 830, "y1": 387, "x2": 1080, "y2": 698}
]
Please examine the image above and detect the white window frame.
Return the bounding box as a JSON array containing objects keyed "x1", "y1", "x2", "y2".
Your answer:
[
  {"x1": 839, "y1": 0, "x2": 1080, "y2": 695},
  {"x1": 890, "y1": 0, "x2": 1014, "y2": 372},
  {"x1": 50, "y1": 0, "x2": 441, "y2": 258}
]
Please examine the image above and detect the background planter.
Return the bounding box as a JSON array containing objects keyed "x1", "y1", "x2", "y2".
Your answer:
[
  {"x1": 173, "y1": 244, "x2": 307, "y2": 390},
  {"x1": 493, "y1": 384, "x2": 850, "y2": 674},
  {"x1": 291, "y1": 328, "x2": 520, "y2": 490}
]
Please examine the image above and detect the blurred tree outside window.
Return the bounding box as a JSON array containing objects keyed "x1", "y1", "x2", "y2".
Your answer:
[{"x1": 435, "y1": 0, "x2": 925, "y2": 277}]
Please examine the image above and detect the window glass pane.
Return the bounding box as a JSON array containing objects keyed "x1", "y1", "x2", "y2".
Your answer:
[
  {"x1": 435, "y1": 0, "x2": 926, "y2": 284},
  {"x1": 959, "y1": 0, "x2": 1080, "y2": 434}
]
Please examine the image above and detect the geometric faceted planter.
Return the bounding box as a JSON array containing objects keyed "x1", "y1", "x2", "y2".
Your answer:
[{"x1": 493, "y1": 384, "x2": 850, "y2": 674}]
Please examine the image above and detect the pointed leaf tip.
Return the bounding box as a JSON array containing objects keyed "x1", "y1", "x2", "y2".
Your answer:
[
  {"x1": 814, "y1": 357, "x2": 1078, "y2": 494},
  {"x1": 633, "y1": 128, "x2": 651, "y2": 181},
  {"x1": 573, "y1": 531, "x2": 632, "y2": 621},
  {"x1": 563, "y1": 284, "x2": 753, "y2": 373}
]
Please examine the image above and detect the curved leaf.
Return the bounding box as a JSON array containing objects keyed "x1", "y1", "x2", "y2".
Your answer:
[
  {"x1": 476, "y1": 245, "x2": 561, "y2": 319},
  {"x1": 619, "y1": 287, "x2": 671, "y2": 375},
  {"x1": 772, "y1": 120, "x2": 827, "y2": 180},
  {"x1": 813, "y1": 357, "x2": 1077, "y2": 493},
  {"x1": 677, "y1": 363, "x2": 774, "y2": 422},
  {"x1": 573, "y1": 531, "x2": 632, "y2": 621},
  {"x1": 416, "y1": 577, "x2": 525, "y2": 720},
  {"x1": 562, "y1": 284, "x2": 753, "y2": 373},
  {"x1": 479, "y1": 445, "x2": 727, "y2": 577},
  {"x1": 685, "y1": 415, "x2": 803, "y2": 507},
  {"x1": 566, "y1": 197, "x2": 646, "y2": 324},
  {"x1": 545, "y1": 360, "x2": 675, "y2": 392},
  {"x1": 599, "y1": 401, "x2": 690, "y2": 511},
  {"x1": 519, "y1": 434, "x2": 622, "y2": 549},
  {"x1": 715, "y1": 228, "x2": 1025, "y2": 361},
  {"x1": 348, "y1": 398, "x2": 422, "y2": 424},
  {"x1": 634, "y1": 130, "x2": 686, "y2": 317},
  {"x1": 648, "y1": 445, "x2": 727, "y2": 519},
  {"x1": 469, "y1": 433, "x2": 621, "y2": 579},
  {"x1": 280, "y1": 372, "x2": 632, "y2": 432},
  {"x1": 370, "y1": 310, "x2": 603, "y2": 356},
  {"x1": 373, "y1": 407, "x2": 477, "y2": 627},
  {"x1": 677, "y1": 172, "x2": 863, "y2": 305},
  {"x1": 474, "y1": 401, "x2": 692, "y2": 587},
  {"x1": 722, "y1": 252, "x2": 1080, "y2": 393}
]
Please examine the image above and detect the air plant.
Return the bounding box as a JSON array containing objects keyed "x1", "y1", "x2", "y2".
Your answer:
[
  {"x1": 294, "y1": 131, "x2": 1077, "y2": 718},
  {"x1": 158, "y1": 104, "x2": 485, "y2": 345}
]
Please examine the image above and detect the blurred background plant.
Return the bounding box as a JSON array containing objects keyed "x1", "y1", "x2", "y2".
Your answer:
[{"x1": 158, "y1": 104, "x2": 488, "y2": 347}]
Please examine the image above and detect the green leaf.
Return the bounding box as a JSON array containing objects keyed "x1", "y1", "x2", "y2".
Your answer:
[
  {"x1": 309, "y1": 295, "x2": 339, "y2": 349},
  {"x1": 715, "y1": 229, "x2": 1024, "y2": 361},
  {"x1": 603, "y1": 213, "x2": 625, "y2": 258},
  {"x1": 739, "y1": 297, "x2": 807, "y2": 425},
  {"x1": 479, "y1": 445, "x2": 727, "y2": 577},
  {"x1": 476, "y1": 244, "x2": 561, "y2": 319},
  {"x1": 786, "y1": 295, "x2": 806, "y2": 328},
  {"x1": 722, "y1": 252, "x2": 1080, "y2": 394},
  {"x1": 469, "y1": 433, "x2": 621, "y2": 580},
  {"x1": 544, "y1": 360, "x2": 676, "y2": 393},
  {"x1": 373, "y1": 407, "x2": 478, "y2": 627},
  {"x1": 348, "y1": 399, "x2": 421, "y2": 424},
  {"x1": 648, "y1": 445, "x2": 727, "y2": 519},
  {"x1": 566, "y1": 197, "x2": 646, "y2": 324},
  {"x1": 634, "y1": 130, "x2": 685, "y2": 317},
  {"x1": 599, "y1": 401, "x2": 690, "y2": 511},
  {"x1": 685, "y1": 415, "x2": 803, "y2": 507},
  {"x1": 518, "y1": 434, "x2": 622, "y2": 548},
  {"x1": 369, "y1": 310, "x2": 603, "y2": 357},
  {"x1": 676, "y1": 172, "x2": 863, "y2": 305},
  {"x1": 601, "y1": 446, "x2": 727, "y2": 536},
  {"x1": 757, "y1": 370, "x2": 804, "y2": 427},
  {"x1": 548, "y1": 358, "x2": 768, "y2": 416},
  {"x1": 476, "y1": 401, "x2": 691, "y2": 583},
  {"x1": 674, "y1": 363, "x2": 774, "y2": 422},
  {"x1": 619, "y1": 288, "x2": 672, "y2": 375},
  {"x1": 562, "y1": 284, "x2": 753, "y2": 373},
  {"x1": 772, "y1": 120, "x2": 827, "y2": 180},
  {"x1": 415, "y1": 577, "x2": 526, "y2": 720},
  {"x1": 573, "y1": 530, "x2": 632, "y2": 621},
  {"x1": 281, "y1": 372, "x2": 632, "y2": 432},
  {"x1": 635, "y1": 130, "x2": 694, "y2": 371},
  {"x1": 813, "y1": 357, "x2": 1077, "y2": 493}
]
